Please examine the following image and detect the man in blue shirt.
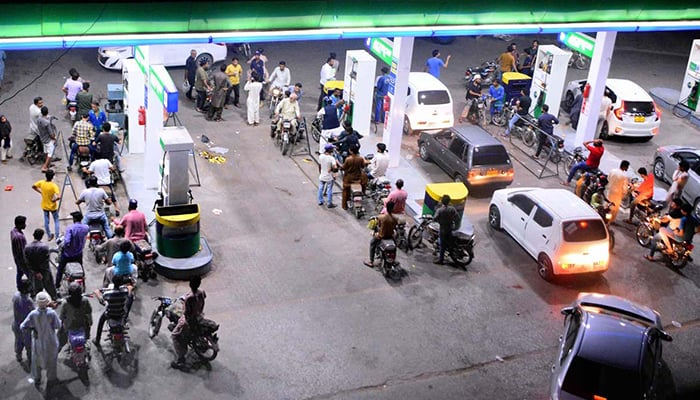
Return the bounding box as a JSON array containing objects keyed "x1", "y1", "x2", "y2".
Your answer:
[
  {"x1": 55, "y1": 211, "x2": 89, "y2": 289},
  {"x1": 424, "y1": 49, "x2": 451, "y2": 79},
  {"x1": 88, "y1": 101, "x2": 107, "y2": 133},
  {"x1": 534, "y1": 104, "x2": 559, "y2": 159},
  {"x1": 374, "y1": 67, "x2": 390, "y2": 123}
]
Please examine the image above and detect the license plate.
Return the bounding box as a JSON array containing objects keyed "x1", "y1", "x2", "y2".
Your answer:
[
  {"x1": 486, "y1": 169, "x2": 499, "y2": 176},
  {"x1": 634, "y1": 116, "x2": 645, "y2": 123}
]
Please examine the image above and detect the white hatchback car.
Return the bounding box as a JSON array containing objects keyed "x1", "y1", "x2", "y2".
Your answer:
[
  {"x1": 488, "y1": 188, "x2": 610, "y2": 281},
  {"x1": 564, "y1": 78, "x2": 661, "y2": 141},
  {"x1": 403, "y1": 72, "x2": 454, "y2": 135},
  {"x1": 98, "y1": 43, "x2": 228, "y2": 71}
]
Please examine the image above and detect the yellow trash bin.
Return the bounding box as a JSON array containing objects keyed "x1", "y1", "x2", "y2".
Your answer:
[
  {"x1": 422, "y1": 182, "x2": 468, "y2": 228},
  {"x1": 501, "y1": 72, "x2": 532, "y2": 102}
]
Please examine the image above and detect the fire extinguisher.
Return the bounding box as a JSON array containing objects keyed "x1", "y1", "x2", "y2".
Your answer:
[
  {"x1": 581, "y1": 83, "x2": 591, "y2": 113},
  {"x1": 383, "y1": 95, "x2": 391, "y2": 112},
  {"x1": 138, "y1": 106, "x2": 146, "y2": 125}
]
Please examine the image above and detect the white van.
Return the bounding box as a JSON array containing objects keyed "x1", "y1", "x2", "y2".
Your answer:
[
  {"x1": 403, "y1": 72, "x2": 454, "y2": 135},
  {"x1": 488, "y1": 188, "x2": 610, "y2": 281},
  {"x1": 98, "y1": 43, "x2": 228, "y2": 71}
]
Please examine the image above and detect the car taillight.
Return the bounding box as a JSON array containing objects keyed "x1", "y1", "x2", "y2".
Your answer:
[
  {"x1": 613, "y1": 101, "x2": 624, "y2": 120},
  {"x1": 654, "y1": 102, "x2": 662, "y2": 119},
  {"x1": 386, "y1": 251, "x2": 396, "y2": 263},
  {"x1": 91, "y1": 233, "x2": 101, "y2": 239},
  {"x1": 145, "y1": 254, "x2": 154, "y2": 259}
]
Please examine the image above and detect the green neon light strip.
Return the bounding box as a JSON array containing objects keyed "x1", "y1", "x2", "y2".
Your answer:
[{"x1": 0, "y1": 1, "x2": 699, "y2": 39}]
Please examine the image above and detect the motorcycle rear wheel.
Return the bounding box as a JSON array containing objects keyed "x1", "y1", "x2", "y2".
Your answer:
[
  {"x1": 521, "y1": 129, "x2": 536, "y2": 147},
  {"x1": 193, "y1": 336, "x2": 218, "y2": 361},
  {"x1": 635, "y1": 224, "x2": 653, "y2": 247},
  {"x1": 491, "y1": 112, "x2": 506, "y2": 127},
  {"x1": 668, "y1": 256, "x2": 688, "y2": 270},
  {"x1": 149, "y1": 310, "x2": 163, "y2": 338},
  {"x1": 450, "y1": 247, "x2": 473, "y2": 269},
  {"x1": 408, "y1": 226, "x2": 423, "y2": 250}
]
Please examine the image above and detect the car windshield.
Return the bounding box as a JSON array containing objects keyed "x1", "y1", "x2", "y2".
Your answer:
[
  {"x1": 417, "y1": 90, "x2": 450, "y2": 105},
  {"x1": 624, "y1": 101, "x2": 654, "y2": 115},
  {"x1": 562, "y1": 356, "x2": 643, "y2": 398},
  {"x1": 472, "y1": 145, "x2": 510, "y2": 166},
  {"x1": 562, "y1": 220, "x2": 607, "y2": 242}
]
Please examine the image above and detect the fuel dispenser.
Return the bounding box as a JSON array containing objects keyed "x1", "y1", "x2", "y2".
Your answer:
[
  {"x1": 679, "y1": 39, "x2": 700, "y2": 113},
  {"x1": 529, "y1": 45, "x2": 571, "y2": 118},
  {"x1": 343, "y1": 50, "x2": 377, "y2": 136}
]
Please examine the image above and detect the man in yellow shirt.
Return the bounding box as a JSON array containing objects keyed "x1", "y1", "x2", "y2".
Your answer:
[
  {"x1": 496, "y1": 44, "x2": 518, "y2": 80},
  {"x1": 225, "y1": 57, "x2": 244, "y2": 108},
  {"x1": 31, "y1": 169, "x2": 61, "y2": 241}
]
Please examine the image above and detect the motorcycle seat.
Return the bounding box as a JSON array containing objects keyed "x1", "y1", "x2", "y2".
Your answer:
[
  {"x1": 452, "y1": 231, "x2": 475, "y2": 244},
  {"x1": 197, "y1": 318, "x2": 220, "y2": 334},
  {"x1": 379, "y1": 239, "x2": 397, "y2": 252},
  {"x1": 108, "y1": 318, "x2": 125, "y2": 330},
  {"x1": 65, "y1": 262, "x2": 85, "y2": 279},
  {"x1": 134, "y1": 239, "x2": 152, "y2": 253},
  {"x1": 350, "y1": 183, "x2": 363, "y2": 193}
]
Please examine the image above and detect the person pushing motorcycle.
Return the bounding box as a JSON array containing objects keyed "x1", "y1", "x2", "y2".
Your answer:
[
  {"x1": 433, "y1": 195, "x2": 459, "y2": 265},
  {"x1": 171, "y1": 275, "x2": 207, "y2": 371}
]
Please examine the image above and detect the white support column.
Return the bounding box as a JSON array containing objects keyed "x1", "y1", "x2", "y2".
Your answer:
[
  {"x1": 575, "y1": 31, "x2": 617, "y2": 145},
  {"x1": 384, "y1": 36, "x2": 414, "y2": 168}
]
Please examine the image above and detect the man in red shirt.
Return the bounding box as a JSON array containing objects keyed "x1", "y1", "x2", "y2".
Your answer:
[
  {"x1": 626, "y1": 167, "x2": 654, "y2": 224},
  {"x1": 563, "y1": 139, "x2": 605, "y2": 185},
  {"x1": 111, "y1": 199, "x2": 148, "y2": 242}
]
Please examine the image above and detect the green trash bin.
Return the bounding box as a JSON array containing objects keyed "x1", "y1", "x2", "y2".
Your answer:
[
  {"x1": 155, "y1": 204, "x2": 201, "y2": 258},
  {"x1": 422, "y1": 182, "x2": 468, "y2": 228}
]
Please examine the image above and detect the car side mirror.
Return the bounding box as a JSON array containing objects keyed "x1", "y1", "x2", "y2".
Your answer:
[
  {"x1": 560, "y1": 306, "x2": 574, "y2": 316},
  {"x1": 660, "y1": 331, "x2": 673, "y2": 342}
]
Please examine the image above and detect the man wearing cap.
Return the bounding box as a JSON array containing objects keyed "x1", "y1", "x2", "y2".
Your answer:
[
  {"x1": 374, "y1": 67, "x2": 390, "y2": 123},
  {"x1": 55, "y1": 211, "x2": 88, "y2": 290},
  {"x1": 194, "y1": 59, "x2": 212, "y2": 113},
  {"x1": 318, "y1": 144, "x2": 338, "y2": 208},
  {"x1": 21, "y1": 291, "x2": 60, "y2": 387},
  {"x1": 24, "y1": 229, "x2": 56, "y2": 298},
  {"x1": 459, "y1": 75, "x2": 482, "y2": 123},
  {"x1": 367, "y1": 143, "x2": 389, "y2": 181},
  {"x1": 274, "y1": 92, "x2": 301, "y2": 136},
  {"x1": 112, "y1": 199, "x2": 148, "y2": 243}
]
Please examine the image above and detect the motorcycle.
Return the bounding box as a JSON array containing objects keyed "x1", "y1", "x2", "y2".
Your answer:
[
  {"x1": 66, "y1": 328, "x2": 90, "y2": 380},
  {"x1": 349, "y1": 181, "x2": 365, "y2": 219},
  {"x1": 394, "y1": 216, "x2": 409, "y2": 252},
  {"x1": 512, "y1": 114, "x2": 538, "y2": 147},
  {"x1": 568, "y1": 51, "x2": 590, "y2": 70},
  {"x1": 490, "y1": 101, "x2": 507, "y2": 127},
  {"x1": 272, "y1": 118, "x2": 297, "y2": 156},
  {"x1": 86, "y1": 217, "x2": 107, "y2": 263},
  {"x1": 535, "y1": 133, "x2": 565, "y2": 164},
  {"x1": 66, "y1": 100, "x2": 78, "y2": 122},
  {"x1": 408, "y1": 215, "x2": 475, "y2": 269},
  {"x1": 134, "y1": 239, "x2": 157, "y2": 282},
  {"x1": 592, "y1": 202, "x2": 616, "y2": 251},
  {"x1": 467, "y1": 95, "x2": 489, "y2": 126},
  {"x1": 73, "y1": 143, "x2": 92, "y2": 177},
  {"x1": 636, "y1": 221, "x2": 694, "y2": 269},
  {"x1": 465, "y1": 61, "x2": 497, "y2": 89},
  {"x1": 627, "y1": 195, "x2": 666, "y2": 224},
  {"x1": 148, "y1": 296, "x2": 220, "y2": 362},
  {"x1": 96, "y1": 288, "x2": 131, "y2": 359},
  {"x1": 309, "y1": 115, "x2": 322, "y2": 143},
  {"x1": 52, "y1": 236, "x2": 87, "y2": 297},
  {"x1": 19, "y1": 134, "x2": 44, "y2": 165},
  {"x1": 367, "y1": 216, "x2": 403, "y2": 280},
  {"x1": 368, "y1": 176, "x2": 392, "y2": 212}
]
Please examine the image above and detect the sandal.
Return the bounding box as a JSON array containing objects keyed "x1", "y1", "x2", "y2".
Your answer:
[{"x1": 644, "y1": 255, "x2": 655, "y2": 261}]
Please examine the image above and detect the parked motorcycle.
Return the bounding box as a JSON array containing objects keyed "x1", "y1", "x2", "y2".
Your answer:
[
  {"x1": 535, "y1": 133, "x2": 565, "y2": 164},
  {"x1": 349, "y1": 181, "x2": 365, "y2": 219},
  {"x1": 465, "y1": 61, "x2": 497, "y2": 89},
  {"x1": 19, "y1": 134, "x2": 44, "y2": 165},
  {"x1": 268, "y1": 86, "x2": 285, "y2": 118},
  {"x1": 148, "y1": 296, "x2": 220, "y2": 362},
  {"x1": 408, "y1": 215, "x2": 475, "y2": 269},
  {"x1": 134, "y1": 239, "x2": 157, "y2": 282},
  {"x1": 367, "y1": 216, "x2": 403, "y2": 280},
  {"x1": 568, "y1": 51, "x2": 590, "y2": 70},
  {"x1": 368, "y1": 176, "x2": 392, "y2": 212}
]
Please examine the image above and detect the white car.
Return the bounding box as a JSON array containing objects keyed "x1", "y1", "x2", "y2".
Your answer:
[
  {"x1": 98, "y1": 43, "x2": 228, "y2": 70},
  {"x1": 564, "y1": 78, "x2": 661, "y2": 141},
  {"x1": 488, "y1": 188, "x2": 610, "y2": 281},
  {"x1": 403, "y1": 72, "x2": 454, "y2": 135}
]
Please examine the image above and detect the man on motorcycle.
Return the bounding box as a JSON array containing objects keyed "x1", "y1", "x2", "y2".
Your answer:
[
  {"x1": 625, "y1": 167, "x2": 654, "y2": 224},
  {"x1": 96, "y1": 225, "x2": 133, "y2": 267},
  {"x1": 335, "y1": 120, "x2": 361, "y2": 159},
  {"x1": 274, "y1": 92, "x2": 300, "y2": 135},
  {"x1": 55, "y1": 211, "x2": 89, "y2": 290},
  {"x1": 382, "y1": 179, "x2": 408, "y2": 215},
  {"x1": 646, "y1": 203, "x2": 700, "y2": 261},
  {"x1": 433, "y1": 195, "x2": 459, "y2": 265},
  {"x1": 316, "y1": 99, "x2": 345, "y2": 155},
  {"x1": 563, "y1": 139, "x2": 605, "y2": 186},
  {"x1": 68, "y1": 113, "x2": 95, "y2": 170},
  {"x1": 504, "y1": 88, "x2": 531, "y2": 137},
  {"x1": 267, "y1": 61, "x2": 291, "y2": 96},
  {"x1": 112, "y1": 199, "x2": 148, "y2": 243},
  {"x1": 92, "y1": 274, "x2": 131, "y2": 347},
  {"x1": 364, "y1": 201, "x2": 398, "y2": 268},
  {"x1": 367, "y1": 143, "x2": 389, "y2": 181},
  {"x1": 459, "y1": 75, "x2": 482, "y2": 124},
  {"x1": 171, "y1": 276, "x2": 207, "y2": 371},
  {"x1": 59, "y1": 282, "x2": 92, "y2": 351},
  {"x1": 488, "y1": 79, "x2": 505, "y2": 118},
  {"x1": 76, "y1": 176, "x2": 113, "y2": 238},
  {"x1": 94, "y1": 122, "x2": 122, "y2": 172}
]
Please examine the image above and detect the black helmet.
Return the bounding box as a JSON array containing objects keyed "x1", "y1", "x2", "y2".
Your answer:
[{"x1": 376, "y1": 143, "x2": 387, "y2": 152}]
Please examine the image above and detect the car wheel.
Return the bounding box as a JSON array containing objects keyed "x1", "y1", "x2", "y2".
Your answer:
[
  {"x1": 564, "y1": 91, "x2": 574, "y2": 110},
  {"x1": 653, "y1": 158, "x2": 666, "y2": 181},
  {"x1": 537, "y1": 254, "x2": 555, "y2": 281},
  {"x1": 599, "y1": 121, "x2": 610, "y2": 140},
  {"x1": 195, "y1": 53, "x2": 213, "y2": 67},
  {"x1": 419, "y1": 143, "x2": 431, "y2": 162},
  {"x1": 453, "y1": 173, "x2": 465, "y2": 185},
  {"x1": 694, "y1": 198, "x2": 700, "y2": 219},
  {"x1": 403, "y1": 116, "x2": 413, "y2": 136},
  {"x1": 488, "y1": 205, "x2": 501, "y2": 230}
]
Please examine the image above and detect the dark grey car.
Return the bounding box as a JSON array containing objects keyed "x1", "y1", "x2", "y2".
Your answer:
[
  {"x1": 417, "y1": 126, "x2": 513, "y2": 189},
  {"x1": 550, "y1": 293, "x2": 672, "y2": 400}
]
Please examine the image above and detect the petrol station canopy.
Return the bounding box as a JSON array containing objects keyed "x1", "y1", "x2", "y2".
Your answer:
[{"x1": 1, "y1": 1, "x2": 699, "y2": 49}]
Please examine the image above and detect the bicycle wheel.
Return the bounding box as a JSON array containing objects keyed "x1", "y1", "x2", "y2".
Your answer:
[{"x1": 148, "y1": 310, "x2": 163, "y2": 338}]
